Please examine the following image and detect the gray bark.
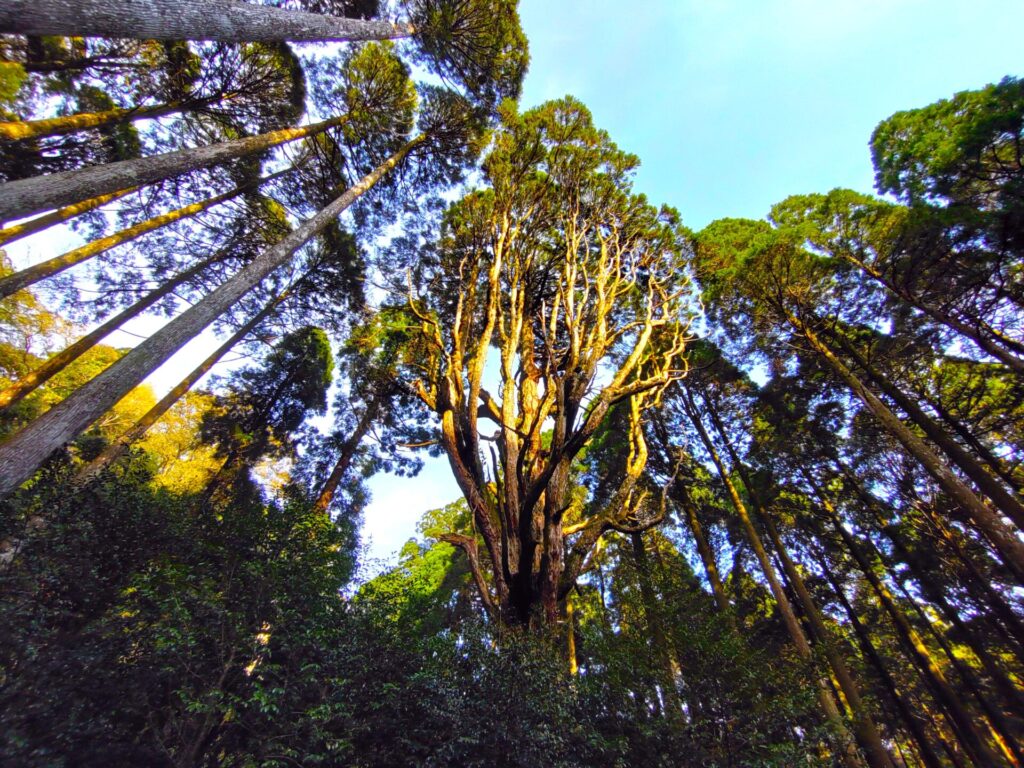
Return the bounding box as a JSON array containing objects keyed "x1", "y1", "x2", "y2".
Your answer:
[
  {"x1": 0, "y1": 166, "x2": 294, "y2": 301},
  {"x1": 0, "y1": 138, "x2": 418, "y2": 498},
  {"x1": 74, "y1": 289, "x2": 287, "y2": 486},
  {"x1": 0, "y1": 115, "x2": 343, "y2": 222},
  {"x1": 0, "y1": 254, "x2": 215, "y2": 410},
  {"x1": 0, "y1": 0, "x2": 414, "y2": 43}
]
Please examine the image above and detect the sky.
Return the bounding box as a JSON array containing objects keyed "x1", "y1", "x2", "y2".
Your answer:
[
  {"x1": 358, "y1": 0, "x2": 1024, "y2": 567},
  {"x1": 4, "y1": 2, "x2": 1022, "y2": 569}
]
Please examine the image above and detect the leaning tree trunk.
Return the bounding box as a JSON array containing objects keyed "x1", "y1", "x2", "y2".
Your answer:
[
  {"x1": 831, "y1": 329, "x2": 1024, "y2": 529},
  {"x1": 0, "y1": 187, "x2": 135, "y2": 247},
  {"x1": 0, "y1": 0, "x2": 415, "y2": 43},
  {"x1": 313, "y1": 402, "x2": 378, "y2": 514},
  {"x1": 702, "y1": 392, "x2": 895, "y2": 768},
  {"x1": 0, "y1": 136, "x2": 421, "y2": 499},
  {"x1": 792, "y1": 314, "x2": 1024, "y2": 583},
  {"x1": 813, "y1": 544, "x2": 947, "y2": 768},
  {"x1": 0, "y1": 99, "x2": 194, "y2": 142},
  {"x1": 840, "y1": 251, "x2": 1024, "y2": 374},
  {"x1": 819, "y1": 492, "x2": 1006, "y2": 767},
  {"x1": 672, "y1": 481, "x2": 733, "y2": 619},
  {"x1": 0, "y1": 253, "x2": 219, "y2": 410},
  {"x1": 74, "y1": 288, "x2": 291, "y2": 487},
  {"x1": 0, "y1": 113, "x2": 347, "y2": 222},
  {"x1": 0, "y1": 166, "x2": 295, "y2": 300}
]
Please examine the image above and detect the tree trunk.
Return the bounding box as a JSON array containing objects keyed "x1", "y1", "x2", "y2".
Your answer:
[
  {"x1": 702, "y1": 392, "x2": 894, "y2": 768},
  {"x1": 819, "y1": 492, "x2": 1006, "y2": 767},
  {"x1": 312, "y1": 402, "x2": 378, "y2": 514},
  {"x1": 815, "y1": 546, "x2": 946, "y2": 768},
  {"x1": 673, "y1": 480, "x2": 733, "y2": 619},
  {"x1": 0, "y1": 0, "x2": 415, "y2": 43},
  {"x1": 833, "y1": 457, "x2": 1024, "y2": 659},
  {"x1": 0, "y1": 166, "x2": 294, "y2": 300},
  {"x1": 0, "y1": 136, "x2": 420, "y2": 498},
  {"x1": 891, "y1": 569, "x2": 1024, "y2": 767},
  {"x1": 917, "y1": 385, "x2": 1023, "y2": 495},
  {"x1": 73, "y1": 288, "x2": 288, "y2": 486},
  {"x1": 0, "y1": 113, "x2": 347, "y2": 221},
  {"x1": 792, "y1": 314, "x2": 1024, "y2": 583},
  {"x1": 831, "y1": 329, "x2": 1024, "y2": 529},
  {"x1": 862, "y1": 498, "x2": 1024, "y2": 712},
  {"x1": 0, "y1": 254, "x2": 218, "y2": 410},
  {"x1": 680, "y1": 391, "x2": 866, "y2": 768},
  {"x1": 0, "y1": 187, "x2": 135, "y2": 246},
  {"x1": 0, "y1": 100, "x2": 190, "y2": 142},
  {"x1": 839, "y1": 251, "x2": 1024, "y2": 373},
  {"x1": 630, "y1": 531, "x2": 686, "y2": 725}
]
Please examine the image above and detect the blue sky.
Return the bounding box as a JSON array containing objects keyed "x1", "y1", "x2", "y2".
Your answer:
[{"x1": 359, "y1": 0, "x2": 1024, "y2": 567}]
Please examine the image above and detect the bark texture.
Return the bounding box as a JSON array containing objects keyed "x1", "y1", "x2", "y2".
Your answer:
[
  {"x1": 0, "y1": 114, "x2": 345, "y2": 221},
  {"x1": 0, "y1": 138, "x2": 417, "y2": 498},
  {"x1": 0, "y1": 0, "x2": 414, "y2": 43}
]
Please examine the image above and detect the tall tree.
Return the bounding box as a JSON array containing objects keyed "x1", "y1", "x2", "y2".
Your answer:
[{"x1": 404, "y1": 98, "x2": 693, "y2": 626}]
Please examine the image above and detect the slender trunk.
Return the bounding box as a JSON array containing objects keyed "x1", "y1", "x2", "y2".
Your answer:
[
  {"x1": 673, "y1": 481, "x2": 733, "y2": 618},
  {"x1": 680, "y1": 391, "x2": 865, "y2": 768},
  {"x1": 0, "y1": 137, "x2": 420, "y2": 498},
  {"x1": 815, "y1": 471, "x2": 1024, "y2": 765},
  {"x1": 833, "y1": 457, "x2": 1024, "y2": 659},
  {"x1": 701, "y1": 393, "x2": 894, "y2": 768},
  {"x1": 0, "y1": 113, "x2": 347, "y2": 221},
  {"x1": 0, "y1": 100, "x2": 190, "y2": 142},
  {"x1": 764, "y1": 512, "x2": 895, "y2": 768},
  {"x1": 815, "y1": 546, "x2": 946, "y2": 768},
  {"x1": 312, "y1": 402, "x2": 377, "y2": 514},
  {"x1": 891, "y1": 572, "x2": 1024, "y2": 768},
  {"x1": 832, "y1": 329, "x2": 1024, "y2": 529},
  {"x1": 0, "y1": 255, "x2": 217, "y2": 410},
  {"x1": 0, "y1": 166, "x2": 294, "y2": 300},
  {"x1": 865, "y1": 501, "x2": 1024, "y2": 711},
  {"x1": 74, "y1": 292, "x2": 284, "y2": 487},
  {"x1": 917, "y1": 386, "x2": 1023, "y2": 495},
  {"x1": 0, "y1": 0, "x2": 415, "y2": 43},
  {"x1": 73, "y1": 292, "x2": 286, "y2": 487},
  {"x1": 917, "y1": 500, "x2": 1024, "y2": 659},
  {"x1": 0, "y1": 187, "x2": 135, "y2": 246},
  {"x1": 792, "y1": 314, "x2": 1024, "y2": 583},
  {"x1": 566, "y1": 594, "x2": 578, "y2": 676},
  {"x1": 818, "y1": 490, "x2": 1006, "y2": 766}
]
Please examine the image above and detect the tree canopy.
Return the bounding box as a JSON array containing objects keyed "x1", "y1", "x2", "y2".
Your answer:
[{"x1": 0, "y1": 5, "x2": 1022, "y2": 767}]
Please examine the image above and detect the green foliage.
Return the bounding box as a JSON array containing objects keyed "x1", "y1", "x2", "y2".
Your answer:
[
  {"x1": 3, "y1": 20, "x2": 1023, "y2": 768},
  {"x1": 0, "y1": 61, "x2": 27, "y2": 104}
]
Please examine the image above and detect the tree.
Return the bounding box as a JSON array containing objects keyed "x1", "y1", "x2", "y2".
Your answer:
[
  {"x1": 403, "y1": 98, "x2": 693, "y2": 627},
  {"x1": 693, "y1": 217, "x2": 1024, "y2": 582},
  {"x1": 1, "y1": 0, "x2": 529, "y2": 109}
]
